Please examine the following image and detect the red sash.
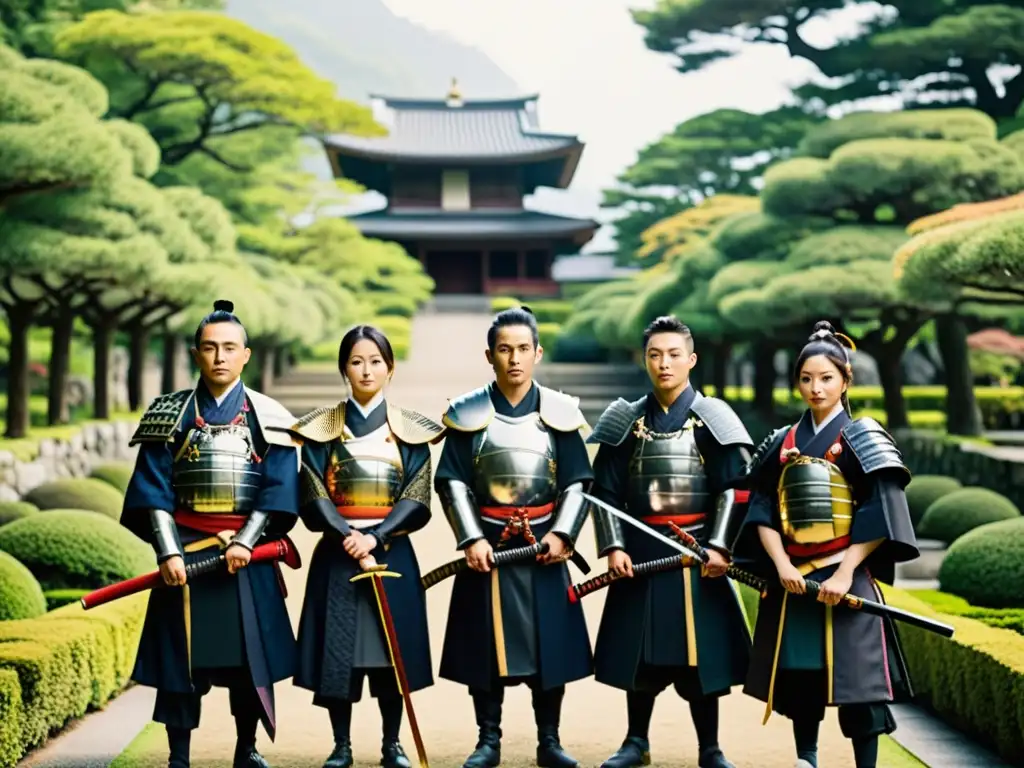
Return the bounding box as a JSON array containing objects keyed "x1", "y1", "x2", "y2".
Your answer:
[
  {"x1": 336, "y1": 505, "x2": 393, "y2": 520},
  {"x1": 173, "y1": 511, "x2": 247, "y2": 534},
  {"x1": 479, "y1": 502, "x2": 556, "y2": 522}
]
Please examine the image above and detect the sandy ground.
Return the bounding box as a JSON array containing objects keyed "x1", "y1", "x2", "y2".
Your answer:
[{"x1": 126, "y1": 313, "x2": 858, "y2": 768}]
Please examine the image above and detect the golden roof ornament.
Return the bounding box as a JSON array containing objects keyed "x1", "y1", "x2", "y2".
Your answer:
[{"x1": 446, "y1": 77, "x2": 463, "y2": 107}]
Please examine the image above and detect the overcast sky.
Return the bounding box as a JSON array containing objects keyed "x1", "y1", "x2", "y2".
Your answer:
[{"x1": 380, "y1": 0, "x2": 875, "y2": 250}]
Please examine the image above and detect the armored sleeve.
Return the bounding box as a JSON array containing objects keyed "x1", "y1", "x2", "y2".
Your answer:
[
  {"x1": 435, "y1": 430, "x2": 485, "y2": 548},
  {"x1": 589, "y1": 443, "x2": 626, "y2": 556},
  {"x1": 148, "y1": 509, "x2": 183, "y2": 562}
]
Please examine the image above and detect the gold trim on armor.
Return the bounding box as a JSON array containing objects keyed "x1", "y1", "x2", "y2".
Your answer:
[
  {"x1": 398, "y1": 460, "x2": 432, "y2": 508},
  {"x1": 795, "y1": 549, "x2": 848, "y2": 576},
  {"x1": 825, "y1": 605, "x2": 835, "y2": 704},
  {"x1": 386, "y1": 404, "x2": 445, "y2": 445},
  {"x1": 778, "y1": 455, "x2": 854, "y2": 544},
  {"x1": 763, "y1": 591, "x2": 789, "y2": 724},
  {"x1": 683, "y1": 568, "x2": 697, "y2": 666},
  {"x1": 491, "y1": 569, "x2": 509, "y2": 677},
  {"x1": 289, "y1": 402, "x2": 348, "y2": 443}
]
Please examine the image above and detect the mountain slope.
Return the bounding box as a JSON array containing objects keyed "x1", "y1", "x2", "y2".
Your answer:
[{"x1": 224, "y1": 0, "x2": 521, "y2": 102}]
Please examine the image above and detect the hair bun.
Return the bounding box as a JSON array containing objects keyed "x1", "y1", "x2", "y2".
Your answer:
[
  {"x1": 213, "y1": 299, "x2": 234, "y2": 313},
  {"x1": 519, "y1": 304, "x2": 534, "y2": 316}
]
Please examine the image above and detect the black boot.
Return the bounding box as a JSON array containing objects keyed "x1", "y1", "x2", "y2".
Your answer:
[
  {"x1": 167, "y1": 726, "x2": 191, "y2": 768},
  {"x1": 323, "y1": 742, "x2": 352, "y2": 768},
  {"x1": 382, "y1": 741, "x2": 412, "y2": 768},
  {"x1": 462, "y1": 689, "x2": 502, "y2": 768},
  {"x1": 697, "y1": 746, "x2": 735, "y2": 768},
  {"x1": 533, "y1": 686, "x2": 578, "y2": 768},
  {"x1": 233, "y1": 745, "x2": 271, "y2": 768},
  {"x1": 600, "y1": 737, "x2": 650, "y2": 768},
  {"x1": 689, "y1": 697, "x2": 733, "y2": 768}
]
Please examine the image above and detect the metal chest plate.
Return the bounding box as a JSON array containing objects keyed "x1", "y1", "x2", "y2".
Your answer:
[
  {"x1": 173, "y1": 423, "x2": 260, "y2": 514},
  {"x1": 627, "y1": 418, "x2": 709, "y2": 517},
  {"x1": 471, "y1": 412, "x2": 557, "y2": 507},
  {"x1": 777, "y1": 456, "x2": 855, "y2": 544},
  {"x1": 325, "y1": 423, "x2": 404, "y2": 508}
]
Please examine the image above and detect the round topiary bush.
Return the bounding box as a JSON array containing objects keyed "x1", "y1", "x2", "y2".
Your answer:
[
  {"x1": 0, "y1": 550, "x2": 47, "y2": 620},
  {"x1": 23, "y1": 477, "x2": 125, "y2": 518},
  {"x1": 0, "y1": 509, "x2": 154, "y2": 591},
  {"x1": 89, "y1": 462, "x2": 134, "y2": 494},
  {"x1": 939, "y1": 517, "x2": 1024, "y2": 608},
  {"x1": 0, "y1": 500, "x2": 38, "y2": 527},
  {"x1": 905, "y1": 474, "x2": 962, "y2": 530},
  {"x1": 916, "y1": 487, "x2": 1020, "y2": 544}
]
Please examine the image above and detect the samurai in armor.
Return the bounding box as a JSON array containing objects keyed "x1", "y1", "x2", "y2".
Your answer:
[
  {"x1": 286, "y1": 325, "x2": 441, "y2": 768},
  {"x1": 435, "y1": 307, "x2": 594, "y2": 768},
  {"x1": 589, "y1": 316, "x2": 753, "y2": 768},
  {"x1": 120, "y1": 300, "x2": 300, "y2": 768},
  {"x1": 736, "y1": 321, "x2": 919, "y2": 768}
]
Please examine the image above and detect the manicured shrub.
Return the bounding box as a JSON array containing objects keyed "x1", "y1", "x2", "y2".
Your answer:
[
  {"x1": 88, "y1": 463, "x2": 133, "y2": 494},
  {"x1": 917, "y1": 487, "x2": 1020, "y2": 544},
  {"x1": 939, "y1": 517, "x2": 1024, "y2": 608},
  {"x1": 0, "y1": 510, "x2": 153, "y2": 591},
  {"x1": 0, "y1": 552, "x2": 46, "y2": 621},
  {"x1": 905, "y1": 475, "x2": 963, "y2": 530},
  {"x1": 0, "y1": 502, "x2": 37, "y2": 528},
  {"x1": 23, "y1": 478, "x2": 124, "y2": 519}
]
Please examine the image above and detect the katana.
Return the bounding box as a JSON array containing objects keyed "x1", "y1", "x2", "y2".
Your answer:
[
  {"x1": 420, "y1": 541, "x2": 591, "y2": 590},
  {"x1": 665, "y1": 523, "x2": 955, "y2": 640},
  {"x1": 580, "y1": 493, "x2": 706, "y2": 561},
  {"x1": 80, "y1": 537, "x2": 302, "y2": 610},
  {"x1": 568, "y1": 553, "x2": 694, "y2": 602},
  {"x1": 352, "y1": 559, "x2": 429, "y2": 768}
]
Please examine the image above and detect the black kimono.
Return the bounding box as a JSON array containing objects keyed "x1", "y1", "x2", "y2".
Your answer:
[
  {"x1": 121, "y1": 380, "x2": 299, "y2": 743},
  {"x1": 739, "y1": 409, "x2": 918, "y2": 741},
  {"x1": 588, "y1": 387, "x2": 753, "y2": 768},
  {"x1": 434, "y1": 381, "x2": 593, "y2": 767},
  {"x1": 290, "y1": 398, "x2": 438, "y2": 706}
]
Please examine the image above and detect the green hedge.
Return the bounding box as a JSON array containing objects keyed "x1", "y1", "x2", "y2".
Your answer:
[
  {"x1": 0, "y1": 553, "x2": 46, "y2": 621},
  {"x1": 0, "y1": 502, "x2": 37, "y2": 528},
  {"x1": 0, "y1": 510, "x2": 154, "y2": 591},
  {"x1": 905, "y1": 475, "x2": 963, "y2": 530},
  {"x1": 0, "y1": 593, "x2": 148, "y2": 767},
  {"x1": 881, "y1": 586, "x2": 1024, "y2": 764},
  {"x1": 917, "y1": 487, "x2": 1020, "y2": 544},
  {"x1": 939, "y1": 517, "x2": 1024, "y2": 608},
  {"x1": 89, "y1": 463, "x2": 133, "y2": 494},
  {"x1": 912, "y1": 589, "x2": 1024, "y2": 637},
  {"x1": 23, "y1": 478, "x2": 124, "y2": 519}
]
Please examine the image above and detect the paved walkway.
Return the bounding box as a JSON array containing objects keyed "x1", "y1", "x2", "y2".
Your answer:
[{"x1": 100, "y1": 313, "x2": 921, "y2": 766}]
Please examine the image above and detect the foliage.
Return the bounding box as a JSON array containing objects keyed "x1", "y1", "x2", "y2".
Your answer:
[
  {"x1": 0, "y1": 552, "x2": 47, "y2": 621},
  {"x1": 630, "y1": 1, "x2": 1024, "y2": 119},
  {"x1": 23, "y1": 478, "x2": 124, "y2": 519},
  {"x1": 638, "y1": 194, "x2": 760, "y2": 263},
  {"x1": 0, "y1": 593, "x2": 147, "y2": 764},
  {"x1": 880, "y1": 584, "x2": 1024, "y2": 764},
  {"x1": 0, "y1": 501, "x2": 38, "y2": 528},
  {"x1": 603, "y1": 107, "x2": 818, "y2": 263},
  {"x1": 88, "y1": 462, "x2": 133, "y2": 494},
  {"x1": 917, "y1": 487, "x2": 1021, "y2": 544},
  {"x1": 913, "y1": 589, "x2": 1024, "y2": 637},
  {"x1": 939, "y1": 517, "x2": 1024, "y2": 608},
  {"x1": 904, "y1": 475, "x2": 963, "y2": 530},
  {"x1": 0, "y1": 509, "x2": 153, "y2": 591},
  {"x1": 54, "y1": 10, "x2": 383, "y2": 168}
]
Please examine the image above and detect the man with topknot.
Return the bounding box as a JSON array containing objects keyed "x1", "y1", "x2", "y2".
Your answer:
[{"x1": 120, "y1": 300, "x2": 301, "y2": 768}]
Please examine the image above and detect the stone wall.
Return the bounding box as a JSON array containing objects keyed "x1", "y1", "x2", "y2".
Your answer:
[{"x1": 0, "y1": 420, "x2": 139, "y2": 501}]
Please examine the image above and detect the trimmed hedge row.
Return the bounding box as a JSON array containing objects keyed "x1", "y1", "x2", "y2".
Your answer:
[
  {"x1": 0, "y1": 593, "x2": 148, "y2": 767},
  {"x1": 881, "y1": 586, "x2": 1024, "y2": 764},
  {"x1": 913, "y1": 589, "x2": 1024, "y2": 637},
  {"x1": 917, "y1": 487, "x2": 1021, "y2": 544}
]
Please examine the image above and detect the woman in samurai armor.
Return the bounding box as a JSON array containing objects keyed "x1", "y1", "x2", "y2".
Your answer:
[
  {"x1": 286, "y1": 325, "x2": 442, "y2": 768},
  {"x1": 736, "y1": 320, "x2": 918, "y2": 768}
]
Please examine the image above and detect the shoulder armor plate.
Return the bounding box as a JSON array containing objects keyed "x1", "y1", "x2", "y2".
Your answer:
[
  {"x1": 287, "y1": 402, "x2": 347, "y2": 443},
  {"x1": 247, "y1": 389, "x2": 299, "y2": 449},
  {"x1": 442, "y1": 387, "x2": 495, "y2": 432},
  {"x1": 690, "y1": 394, "x2": 753, "y2": 447},
  {"x1": 387, "y1": 403, "x2": 445, "y2": 445},
  {"x1": 588, "y1": 397, "x2": 645, "y2": 446},
  {"x1": 746, "y1": 427, "x2": 788, "y2": 478},
  {"x1": 129, "y1": 389, "x2": 193, "y2": 445},
  {"x1": 538, "y1": 385, "x2": 589, "y2": 433},
  {"x1": 842, "y1": 418, "x2": 910, "y2": 485}
]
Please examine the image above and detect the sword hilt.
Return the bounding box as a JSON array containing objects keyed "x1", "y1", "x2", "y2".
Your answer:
[{"x1": 568, "y1": 553, "x2": 693, "y2": 602}]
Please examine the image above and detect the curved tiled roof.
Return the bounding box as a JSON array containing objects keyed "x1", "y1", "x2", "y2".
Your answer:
[{"x1": 325, "y1": 95, "x2": 581, "y2": 161}]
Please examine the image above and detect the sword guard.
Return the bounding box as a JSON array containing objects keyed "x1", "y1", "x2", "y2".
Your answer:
[{"x1": 350, "y1": 563, "x2": 402, "y2": 582}]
